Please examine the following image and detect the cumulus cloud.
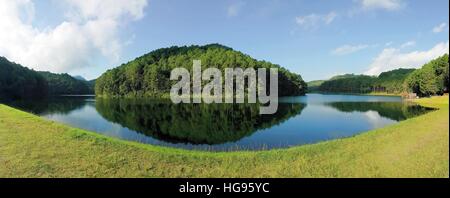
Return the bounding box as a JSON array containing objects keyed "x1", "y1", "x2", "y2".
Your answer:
[
  {"x1": 295, "y1": 11, "x2": 337, "y2": 30},
  {"x1": 332, "y1": 44, "x2": 369, "y2": 55},
  {"x1": 357, "y1": 0, "x2": 403, "y2": 11},
  {"x1": 0, "y1": 0, "x2": 148, "y2": 73},
  {"x1": 433, "y1": 22, "x2": 448, "y2": 33},
  {"x1": 364, "y1": 41, "x2": 449, "y2": 76}
]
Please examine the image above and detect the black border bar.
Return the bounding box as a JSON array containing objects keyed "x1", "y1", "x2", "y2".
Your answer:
[{"x1": 1, "y1": 178, "x2": 448, "y2": 195}]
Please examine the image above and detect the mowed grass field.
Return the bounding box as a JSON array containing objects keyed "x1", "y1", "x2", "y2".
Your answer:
[{"x1": 0, "y1": 96, "x2": 448, "y2": 178}]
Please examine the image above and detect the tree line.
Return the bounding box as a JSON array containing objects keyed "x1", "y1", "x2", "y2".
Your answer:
[
  {"x1": 313, "y1": 54, "x2": 449, "y2": 97},
  {"x1": 406, "y1": 54, "x2": 449, "y2": 97},
  {"x1": 0, "y1": 57, "x2": 48, "y2": 99},
  {"x1": 3, "y1": 50, "x2": 447, "y2": 100},
  {"x1": 0, "y1": 56, "x2": 94, "y2": 100},
  {"x1": 38, "y1": 71, "x2": 94, "y2": 95},
  {"x1": 95, "y1": 44, "x2": 307, "y2": 98}
]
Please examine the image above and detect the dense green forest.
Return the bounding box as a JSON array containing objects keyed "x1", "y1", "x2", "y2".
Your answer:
[
  {"x1": 317, "y1": 74, "x2": 376, "y2": 93},
  {"x1": 307, "y1": 80, "x2": 325, "y2": 92},
  {"x1": 0, "y1": 56, "x2": 94, "y2": 99},
  {"x1": 373, "y1": 68, "x2": 416, "y2": 93},
  {"x1": 39, "y1": 72, "x2": 94, "y2": 95},
  {"x1": 0, "y1": 57, "x2": 48, "y2": 99},
  {"x1": 406, "y1": 54, "x2": 449, "y2": 97},
  {"x1": 95, "y1": 44, "x2": 307, "y2": 98},
  {"x1": 312, "y1": 54, "x2": 449, "y2": 96},
  {"x1": 315, "y1": 69, "x2": 415, "y2": 94}
]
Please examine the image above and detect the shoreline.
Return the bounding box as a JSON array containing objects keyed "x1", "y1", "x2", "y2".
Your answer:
[
  {"x1": 307, "y1": 91, "x2": 402, "y2": 97},
  {"x1": 0, "y1": 96, "x2": 448, "y2": 177}
]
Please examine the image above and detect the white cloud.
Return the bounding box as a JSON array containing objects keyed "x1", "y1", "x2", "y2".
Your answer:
[
  {"x1": 227, "y1": 1, "x2": 246, "y2": 17},
  {"x1": 348, "y1": 0, "x2": 403, "y2": 17},
  {"x1": 400, "y1": 40, "x2": 416, "y2": 48},
  {"x1": 65, "y1": 0, "x2": 147, "y2": 21},
  {"x1": 0, "y1": 0, "x2": 148, "y2": 73},
  {"x1": 364, "y1": 41, "x2": 449, "y2": 75},
  {"x1": 433, "y1": 22, "x2": 448, "y2": 33},
  {"x1": 332, "y1": 44, "x2": 369, "y2": 55},
  {"x1": 295, "y1": 11, "x2": 337, "y2": 30},
  {"x1": 357, "y1": 0, "x2": 403, "y2": 11}
]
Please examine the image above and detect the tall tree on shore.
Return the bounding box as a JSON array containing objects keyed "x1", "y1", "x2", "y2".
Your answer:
[{"x1": 406, "y1": 54, "x2": 449, "y2": 97}]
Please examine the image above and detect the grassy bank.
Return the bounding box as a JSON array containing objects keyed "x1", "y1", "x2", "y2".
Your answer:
[{"x1": 0, "y1": 96, "x2": 448, "y2": 178}]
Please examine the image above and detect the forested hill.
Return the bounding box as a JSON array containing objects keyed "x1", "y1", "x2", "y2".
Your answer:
[
  {"x1": 307, "y1": 80, "x2": 326, "y2": 92},
  {"x1": 406, "y1": 54, "x2": 449, "y2": 96},
  {"x1": 0, "y1": 57, "x2": 48, "y2": 99},
  {"x1": 38, "y1": 72, "x2": 94, "y2": 95},
  {"x1": 316, "y1": 70, "x2": 415, "y2": 94},
  {"x1": 316, "y1": 69, "x2": 416, "y2": 94},
  {"x1": 318, "y1": 74, "x2": 376, "y2": 93},
  {"x1": 313, "y1": 54, "x2": 449, "y2": 96},
  {"x1": 0, "y1": 57, "x2": 94, "y2": 99},
  {"x1": 95, "y1": 44, "x2": 307, "y2": 98},
  {"x1": 373, "y1": 68, "x2": 416, "y2": 93}
]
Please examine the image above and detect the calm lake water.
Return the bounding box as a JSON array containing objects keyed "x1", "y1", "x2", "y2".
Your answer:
[{"x1": 4, "y1": 94, "x2": 434, "y2": 151}]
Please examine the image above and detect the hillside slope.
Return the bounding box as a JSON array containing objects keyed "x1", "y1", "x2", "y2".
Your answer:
[
  {"x1": 95, "y1": 44, "x2": 307, "y2": 98},
  {"x1": 39, "y1": 72, "x2": 94, "y2": 95},
  {"x1": 0, "y1": 57, "x2": 48, "y2": 99},
  {"x1": 0, "y1": 56, "x2": 94, "y2": 99}
]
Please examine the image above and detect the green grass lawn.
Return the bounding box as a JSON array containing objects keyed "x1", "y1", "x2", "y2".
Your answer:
[{"x1": 0, "y1": 96, "x2": 448, "y2": 178}]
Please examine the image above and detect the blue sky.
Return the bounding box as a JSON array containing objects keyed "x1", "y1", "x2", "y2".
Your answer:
[{"x1": 0, "y1": 0, "x2": 448, "y2": 81}]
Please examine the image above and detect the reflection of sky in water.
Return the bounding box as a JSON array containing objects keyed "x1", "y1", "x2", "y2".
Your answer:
[
  {"x1": 235, "y1": 104, "x2": 396, "y2": 148},
  {"x1": 14, "y1": 94, "x2": 430, "y2": 151}
]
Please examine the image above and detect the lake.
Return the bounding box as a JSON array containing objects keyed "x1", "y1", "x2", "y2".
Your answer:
[{"x1": 4, "y1": 94, "x2": 434, "y2": 151}]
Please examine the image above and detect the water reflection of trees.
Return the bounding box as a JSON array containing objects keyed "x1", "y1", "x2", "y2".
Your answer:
[
  {"x1": 2, "y1": 97, "x2": 89, "y2": 115},
  {"x1": 95, "y1": 99, "x2": 306, "y2": 145},
  {"x1": 325, "y1": 102, "x2": 433, "y2": 121}
]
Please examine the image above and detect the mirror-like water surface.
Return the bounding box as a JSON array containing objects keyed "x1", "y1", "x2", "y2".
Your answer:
[{"x1": 4, "y1": 94, "x2": 434, "y2": 151}]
